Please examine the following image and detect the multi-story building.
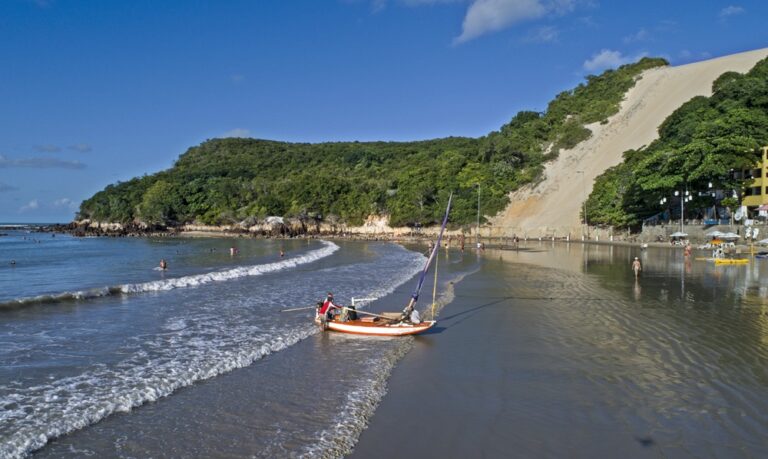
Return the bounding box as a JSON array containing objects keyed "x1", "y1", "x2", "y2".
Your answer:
[{"x1": 742, "y1": 146, "x2": 768, "y2": 209}]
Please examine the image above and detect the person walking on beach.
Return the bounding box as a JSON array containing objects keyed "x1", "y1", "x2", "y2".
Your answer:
[{"x1": 631, "y1": 257, "x2": 642, "y2": 278}]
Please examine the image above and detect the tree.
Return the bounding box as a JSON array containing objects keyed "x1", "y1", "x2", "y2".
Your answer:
[{"x1": 138, "y1": 180, "x2": 181, "y2": 225}]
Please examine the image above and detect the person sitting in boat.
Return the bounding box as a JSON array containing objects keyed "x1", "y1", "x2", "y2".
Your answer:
[
  {"x1": 318, "y1": 292, "x2": 340, "y2": 320},
  {"x1": 409, "y1": 308, "x2": 421, "y2": 324},
  {"x1": 345, "y1": 303, "x2": 358, "y2": 321}
]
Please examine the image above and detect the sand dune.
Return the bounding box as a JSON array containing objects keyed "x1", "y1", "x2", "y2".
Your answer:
[{"x1": 488, "y1": 47, "x2": 768, "y2": 239}]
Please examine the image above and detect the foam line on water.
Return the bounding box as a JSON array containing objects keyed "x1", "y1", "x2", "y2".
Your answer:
[
  {"x1": 0, "y1": 241, "x2": 339, "y2": 310},
  {"x1": 0, "y1": 242, "x2": 425, "y2": 459},
  {"x1": 0, "y1": 324, "x2": 320, "y2": 459}
]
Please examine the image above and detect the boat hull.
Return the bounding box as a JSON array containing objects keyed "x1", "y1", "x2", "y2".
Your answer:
[
  {"x1": 714, "y1": 258, "x2": 749, "y2": 265},
  {"x1": 320, "y1": 319, "x2": 437, "y2": 336}
]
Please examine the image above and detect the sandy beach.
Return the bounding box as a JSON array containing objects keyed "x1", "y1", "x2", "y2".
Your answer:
[
  {"x1": 350, "y1": 243, "x2": 768, "y2": 458},
  {"x1": 491, "y1": 48, "x2": 768, "y2": 239}
]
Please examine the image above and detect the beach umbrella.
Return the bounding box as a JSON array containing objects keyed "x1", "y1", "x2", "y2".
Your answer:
[
  {"x1": 758, "y1": 238, "x2": 768, "y2": 245},
  {"x1": 670, "y1": 231, "x2": 688, "y2": 238},
  {"x1": 721, "y1": 232, "x2": 740, "y2": 240},
  {"x1": 705, "y1": 230, "x2": 724, "y2": 237}
]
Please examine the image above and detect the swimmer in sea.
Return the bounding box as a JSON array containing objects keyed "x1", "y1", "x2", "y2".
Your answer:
[
  {"x1": 280, "y1": 250, "x2": 285, "y2": 257},
  {"x1": 159, "y1": 259, "x2": 168, "y2": 270}
]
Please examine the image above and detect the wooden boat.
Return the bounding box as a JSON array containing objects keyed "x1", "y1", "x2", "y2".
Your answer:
[
  {"x1": 317, "y1": 194, "x2": 453, "y2": 337},
  {"x1": 714, "y1": 258, "x2": 749, "y2": 265},
  {"x1": 316, "y1": 313, "x2": 436, "y2": 336}
]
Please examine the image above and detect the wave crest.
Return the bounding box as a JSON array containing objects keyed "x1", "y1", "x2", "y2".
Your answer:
[{"x1": 0, "y1": 241, "x2": 339, "y2": 311}]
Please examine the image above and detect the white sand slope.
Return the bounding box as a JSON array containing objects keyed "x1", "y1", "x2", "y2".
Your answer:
[{"x1": 488, "y1": 48, "x2": 768, "y2": 238}]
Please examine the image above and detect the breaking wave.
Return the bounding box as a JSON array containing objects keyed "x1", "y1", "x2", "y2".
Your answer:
[{"x1": 0, "y1": 241, "x2": 339, "y2": 311}]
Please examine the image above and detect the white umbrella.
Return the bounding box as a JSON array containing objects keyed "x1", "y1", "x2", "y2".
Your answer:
[
  {"x1": 758, "y1": 238, "x2": 768, "y2": 245},
  {"x1": 721, "y1": 232, "x2": 740, "y2": 240},
  {"x1": 670, "y1": 231, "x2": 688, "y2": 238},
  {"x1": 706, "y1": 230, "x2": 724, "y2": 237}
]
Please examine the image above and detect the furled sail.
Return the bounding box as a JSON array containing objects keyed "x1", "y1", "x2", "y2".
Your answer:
[{"x1": 403, "y1": 192, "x2": 453, "y2": 316}]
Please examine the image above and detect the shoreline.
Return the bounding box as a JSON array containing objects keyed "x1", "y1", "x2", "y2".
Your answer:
[
  {"x1": 348, "y1": 243, "x2": 765, "y2": 457},
  {"x1": 33, "y1": 223, "x2": 755, "y2": 253}
]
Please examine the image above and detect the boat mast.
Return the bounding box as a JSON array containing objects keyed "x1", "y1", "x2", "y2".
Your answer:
[
  {"x1": 476, "y1": 183, "x2": 480, "y2": 247},
  {"x1": 404, "y1": 192, "x2": 453, "y2": 316},
  {"x1": 431, "y1": 242, "x2": 439, "y2": 319}
]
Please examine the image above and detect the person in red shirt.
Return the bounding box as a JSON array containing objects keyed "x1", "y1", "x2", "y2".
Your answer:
[{"x1": 318, "y1": 292, "x2": 340, "y2": 320}]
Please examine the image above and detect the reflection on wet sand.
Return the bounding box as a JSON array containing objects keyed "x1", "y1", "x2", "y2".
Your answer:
[{"x1": 356, "y1": 242, "x2": 768, "y2": 458}]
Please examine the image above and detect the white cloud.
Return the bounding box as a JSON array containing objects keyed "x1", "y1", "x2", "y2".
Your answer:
[
  {"x1": 719, "y1": 5, "x2": 744, "y2": 18},
  {"x1": 53, "y1": 198, "x2": 78, "y2": 210},
  {"x1": 371, "y1": 0, "x2": 387, "y2": 12},
  {"x1": 34, "y1": 144, "x2": 62, "y2": 153},
  {"x1": 20, "y1": 199, "x2": 39, "y2": 212},
  {"x1": 221, "y1": 128, "x2": 251, "y2": 138},
  {"x1": 583, "y1": 49, "x2": 647, "y2": 72},
  {"x1": 0, "y1": 154, "x2": 86, "y2": 169},
  {"x1": 368, "y1": 0, "x2": 465, "y2": 8},
  {"x1": 68, "y1": 143, "x2": 92, "y2": 153},
  {"x1": 363, "y1": 0, "x2": 578, "y2": 42},
  {"x1": 524, "y1": 25, "x2": 559, "y2": 43},
  {"x1": 0, "y1": 182, "x2": 18, "y2": 192},
  {"x1": 622, "y1": 28, "x2": 648, "y2": 43},
  {"x1": 454, "y1": 0, "x2": 576, "y2": 44},
  {"x1": 402, "y1": 0, "x2": 465, "y2": 5}
]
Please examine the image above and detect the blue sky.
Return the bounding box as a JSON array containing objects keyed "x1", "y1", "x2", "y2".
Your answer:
[{"x1": 1, "y1": 0, "x2": 766, "y2": 223}]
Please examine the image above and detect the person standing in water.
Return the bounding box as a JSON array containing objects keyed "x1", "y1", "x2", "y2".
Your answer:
[
  {"x1": 159, "y1": 259, "x2": 168, "y2": 270},
  {"x1": 318, "y1": 292, "x2": 340, "y2": 321},
  {"x1": 631, "y1": 257, "x2": 641, "y2": 278}
]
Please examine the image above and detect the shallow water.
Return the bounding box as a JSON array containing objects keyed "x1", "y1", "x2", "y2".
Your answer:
[
  {"x1": 352, "y1": 241, "x2": 768, "y2": 458},
  {"x1": 3, "y1": 234, "x2": 768, "y2": 457},
  {"x1": 0, "y1": 231, "x2": 479, "y2": 458}
]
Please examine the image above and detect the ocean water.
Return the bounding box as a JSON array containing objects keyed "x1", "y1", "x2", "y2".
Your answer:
[{"x1": 0, "y1": 229, "x2": 475, "y2": 458}]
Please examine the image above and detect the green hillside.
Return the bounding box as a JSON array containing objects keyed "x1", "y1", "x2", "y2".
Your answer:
[
  {"x1": 78, "y1": 57, "x2": 667, "y2": 229},
  {"x1": 586, "y1": 57, "x2": 768, "y2": 229}
]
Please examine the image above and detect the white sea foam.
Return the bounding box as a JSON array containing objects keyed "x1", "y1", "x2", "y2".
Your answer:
[
  {"x1": 300, "y1": 264, "x2": 476, "y2": 459},
  {"x1": 0, "y1": 241, "x2": 339, "y2": 310},
  {"x1": 119, "y1": 241, "x2": 338, "y2": 293},
  {"x1": 300, "y1": 340, "x2": 415, "y2": 459},
  {"x1": 0, "y1": 242, "x2": 427, "y2": 459},
  {"x1": 0, "y1": 323, "x2": 319, "y2": 459}
]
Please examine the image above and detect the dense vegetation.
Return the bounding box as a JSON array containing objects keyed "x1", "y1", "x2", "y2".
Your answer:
[
  {"x1": 586, "y1": 57, "x2": 768, "y2": 229},
  {"x1": 79, "y1": 58, "x2": 668, "y2": 228}
]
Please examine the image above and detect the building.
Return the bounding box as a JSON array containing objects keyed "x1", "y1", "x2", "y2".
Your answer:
[{"x1": 742, "y1": 146, "x2": 768, "y2": 209}]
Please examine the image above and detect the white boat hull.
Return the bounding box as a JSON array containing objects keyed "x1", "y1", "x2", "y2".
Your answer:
[{"x1": 317, "y1": 318, "x2": 436, "y2": 336}]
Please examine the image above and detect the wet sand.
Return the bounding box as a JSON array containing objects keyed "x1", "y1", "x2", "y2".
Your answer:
[{"x1": 350, "y1": 244, "x2": 768, "y2": 458}]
